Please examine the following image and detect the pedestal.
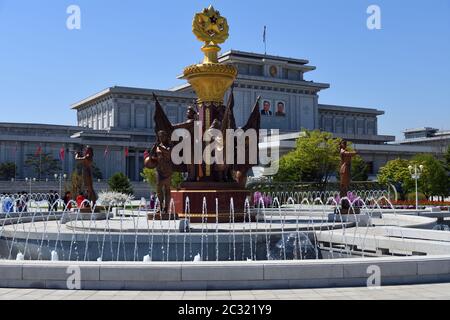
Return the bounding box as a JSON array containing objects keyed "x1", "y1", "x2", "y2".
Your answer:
[
  {"x1": 171, "y1": 182, "x2": 255, "y2": 223},
  {"x1": 334, "y1": 207, "x2": 361, "y2": 215},
  {"x1": 338, "y1": 198, "x2": 361, "y2": 215}
]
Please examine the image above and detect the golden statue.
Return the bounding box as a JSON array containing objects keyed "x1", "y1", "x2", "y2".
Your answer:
[
  {"x1": 193, "y1": 5, "x2": 229, "y2": 49},
  {"x1": 145, "y1": 5, "x2": 261, "y2": 223},
  {"x1": 184, "y1": 5, "x2": 237, "y2": 105}
]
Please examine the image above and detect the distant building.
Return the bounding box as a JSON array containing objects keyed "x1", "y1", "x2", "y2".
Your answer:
[
  {"x1": 0, "y1": 51, "x2": 445, "y2": 181},
  {"x1": 399, "y1": 127, "x2": 450, "y2": 154}
]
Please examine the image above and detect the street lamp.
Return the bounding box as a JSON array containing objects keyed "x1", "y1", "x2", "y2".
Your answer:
[
  {"x1": 25, "y1": 177, "x2": 36, "y2": 194},
  {"x1": 54, "y1": 173, "x2": 67, "y2": 197},
  {"x1": 408, "y1": 164, "x2": 424, "y2": 210}
]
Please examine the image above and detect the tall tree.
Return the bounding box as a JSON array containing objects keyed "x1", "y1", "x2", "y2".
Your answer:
[
  {"x1": 25, "y1": 152, "x2": 61, "y2": 180},
  {"x1": 351, "y1": 155, "x2": 369, "y2": 182},
  {"x1": 377, "y1": 158, "x2": 413, "y2": 200},
  {"x1": 75, "y1": 162, "x2": 103, "y2": 180},
  {"x1": 446, "y1": 147, "x2": 450, "y2": 193},
  {"x1": 335, "y1": 154, "x2": 369, "y2": 182},
  {"x1": 141, "y1": 168, "x2": 183, "y2": 189},
  {"x1": 411, "y1": 154, "x2": 449, "y2": 199},
  {"x1": 274, "y1": 130, "x2": 341, "y2": 189},
  {"x1": 71, "y1": 171, "x2": 83, "y2": 197},
  {"x1": 445, "y1": 147, "x2": 450, "y2": 169},
  {"x1": 0, "y1": 162, "x2": 17, "y2": 180}
]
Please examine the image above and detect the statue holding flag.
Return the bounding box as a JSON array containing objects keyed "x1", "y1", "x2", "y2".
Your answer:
[{"x1": 75, "y1": 145, "x2": 97, "y2": 204}]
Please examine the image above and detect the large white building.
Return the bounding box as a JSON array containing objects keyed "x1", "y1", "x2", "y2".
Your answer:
[{"x1": 0, "y1": 51, "x2": 447, "y2": 181}]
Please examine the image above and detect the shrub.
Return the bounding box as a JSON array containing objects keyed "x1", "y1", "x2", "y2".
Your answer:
[
  {"x1": 108, "y1": 172, "x2": 133, "y2": 195},
  {"x1": 0, "y1": 162, "x2": 16, "y2": 180},
  {"x1": 71, "y1": 171, "x2": 83, "y2": 197},
  {"x1": 97, "y1": 191, "x2": 134, "y2": 206},
  {"x1": 406, "y1": 192, "x2": 427, "y2": 202},
  {"x1": 141, "y1": 168, "x2": 184, "y2": 189}
]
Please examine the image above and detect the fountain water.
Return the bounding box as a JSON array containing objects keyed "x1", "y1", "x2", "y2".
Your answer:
[{"x1": 0, "y1": 190, "x2": 443, "y2": 263}]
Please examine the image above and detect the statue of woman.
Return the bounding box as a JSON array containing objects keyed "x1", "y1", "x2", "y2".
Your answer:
[
  {"x1": 339, "y1": 140, "x2": 357, "y2": 199},
  {"x1": 75, "y1": 145, "x2": 97, "y2": 204}
]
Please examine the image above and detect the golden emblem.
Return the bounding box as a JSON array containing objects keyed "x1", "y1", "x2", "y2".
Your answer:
[
  {"x1": 192, "y1": 5, "x2": 229, "y2": 46},
  {"x1": 183, "y1": 5, "x2": 238, "y2": 104}
]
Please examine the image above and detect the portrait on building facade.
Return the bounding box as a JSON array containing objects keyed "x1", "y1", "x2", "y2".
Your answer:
[
  {"x1": 275, "y1": 101, "x2": 286, "y2": 117},
  {"x1": 261, "y1": 100, "x2": 272, "y2": 116}
]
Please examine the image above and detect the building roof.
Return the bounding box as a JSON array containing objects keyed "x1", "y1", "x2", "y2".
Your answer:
[
  {"x1": 353, "y1": 143, "x2": 440, "y2": 154},
  {"x1": 71, "y1": 86, "x2": 195, "y2": 110},
  {"x1": 399, "y1": 135, "x2": 450, "y2": 144},
  {"x1": 403, "y1": 127, "x2": 438, "y2": 134},
  {"x1": 219, "y1": 50, "x2": 310, "y2": 66},
  {"x1": 318, "y1": 104, "x2": 385, "y2": 116},
  {"x1": 0, "y1": 122, "x2": 81, "y2": 130}
]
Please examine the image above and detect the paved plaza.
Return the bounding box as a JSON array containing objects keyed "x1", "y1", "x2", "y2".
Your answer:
[{"x1": 0, "y1": 283, "x2": 449, "y2": 300}]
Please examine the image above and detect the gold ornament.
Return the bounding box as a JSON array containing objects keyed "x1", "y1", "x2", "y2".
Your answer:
[
  {"x1": 183, "y1": 5, "x2": 237, "y2": 104},
  {"x1": 192, "y1": 5, "x2": 229, "y2": 46}
]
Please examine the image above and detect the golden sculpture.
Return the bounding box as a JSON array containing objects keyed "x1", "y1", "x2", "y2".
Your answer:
[
  {"x1": 145, "y1": 5, "x2": 261, "y2": 223},
  {"x1": 193, "y1": 5, "x2": 229, "y2": 48},
  {"x1": 184, "y1": 5, "x2": 237, "y2": 104}
]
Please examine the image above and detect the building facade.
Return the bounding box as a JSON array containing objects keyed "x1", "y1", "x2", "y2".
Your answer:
[{"x1": 0, "y1": 50, "x2": 445, "y2": 182}]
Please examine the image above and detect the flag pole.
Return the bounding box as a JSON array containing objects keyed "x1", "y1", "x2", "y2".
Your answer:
[
  {"x1": 14, "y1": 143, "x2": 17, "y2": 181},
  {"x1": 263, "y1": 25, "x2": 267, "y2": 55},
  {"x1": 39, "y1": 146, "x2": 42, "y2": 181}
]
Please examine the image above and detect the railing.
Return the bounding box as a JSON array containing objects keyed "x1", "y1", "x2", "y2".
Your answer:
[
  {"x1": 247, "y1": 181, "x2": 388, "y2": 193},
  {"x1": 247, "y1": 181, "x2": 392, "y2": 205}
]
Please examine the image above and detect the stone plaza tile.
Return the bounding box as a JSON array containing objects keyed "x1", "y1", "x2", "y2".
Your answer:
[
  {"x1": 206, "y1": 290, "x2": 231, "y2": 296},
  {"x1": 86, "y1": 295, "x2": 115, "y2": 300},
  {"x1": 231, "y1": 296, "x2": 256, "y2": 300},
  {"x1": 1, "y1": 282, "x2": 450, "y2": 300},
  {"x1": 206, "y1": 296, "x2": 233, "y2": 300}
]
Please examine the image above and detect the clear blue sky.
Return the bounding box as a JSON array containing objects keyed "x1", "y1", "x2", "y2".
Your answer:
[{"x1": 0, "y1": 0, "x2": 449, "y2": 140}]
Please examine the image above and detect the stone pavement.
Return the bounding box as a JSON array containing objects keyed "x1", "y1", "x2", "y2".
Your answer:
[{"x1": 0, "y1": 283, "x2": 449, "y2": 300}]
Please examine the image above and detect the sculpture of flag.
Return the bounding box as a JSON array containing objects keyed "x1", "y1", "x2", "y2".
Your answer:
[
  {"x1": 35, "y1": 146, "x2": 42, "y2": 157},
  {"x1": 59, "y1": 147, "x2": 65, "y2": 161}
]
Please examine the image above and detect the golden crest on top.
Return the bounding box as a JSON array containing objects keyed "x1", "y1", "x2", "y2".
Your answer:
[
  {"x1": 184, "y1": 5, "x2": 237, "y2": 104},
  {"x1": 192, "y1": 5, "x2": 229, "y2": 45}
]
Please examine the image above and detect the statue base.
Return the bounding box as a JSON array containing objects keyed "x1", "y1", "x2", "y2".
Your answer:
[
  {"x1": 171, "y1": 182, "x2": 256, "y2": 223},
  {"x1": 334, "y1": 207, "x2": 361, "y2": 215},
  {"x1": 79, "y1": 207, "x2": 102, "y2": 214}
]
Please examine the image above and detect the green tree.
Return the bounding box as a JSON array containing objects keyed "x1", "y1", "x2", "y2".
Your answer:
[
  {"x1": 444, "y1": 147, "x2": 450, "y2": 184},
  {"x1": 75, "y1": 162, "x2": 103, "y2": 180},
  {"x1": 108, "y1": 172, "x2": 134, "y2": 195},
  {"x1": 0, "y1": 162, "x2": 16, "y2": 180},
  {"x1": 336, "y1": 154, "x2": 369, "y2": 182},
  {"x1": 92, "y1": 164, "x2": 103, "y2": 180},
  {"x1": 141, "y1": 168, "x2": 184, "y2": 189},
  {"x1": 445, "y1": 147, "x2": 450, "y2": 170},
  {"x1": 411, "y1": 154, "x2": 449, "y2": 199},
  {"x1": 25, "y1": 152, "x2": 61, "y2": 180},
  {"x1": 274, "y1": 130, "x2": 341, "y2": 189},
  {"x1": 377, "y1": 158, "x2": 413, "y2": 200},
  {"x1": 70, "y1": 171, "x2": 83, "y2": 197},
  {"x1": 446, "y1": 147, "x2": 450, "y2": 167},
  {"x1": 351, "y1": 155, "x2": 369, "y2": 182}
]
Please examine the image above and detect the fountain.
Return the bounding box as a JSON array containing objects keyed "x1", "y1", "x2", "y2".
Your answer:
[
  {"x1": 0, "y1": 5, "x2": 449, "y2": 291},
  {"x1": 144, "y1": 5, "x2": 260, "y2": 223}
]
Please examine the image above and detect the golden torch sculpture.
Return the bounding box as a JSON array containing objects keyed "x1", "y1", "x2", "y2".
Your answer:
[
  {"x1": 183, "y1": 5, "x2": 238, "y2": 178},
  {"x1": 183, "y1": 5, "x2": 238, "y2": 105}
]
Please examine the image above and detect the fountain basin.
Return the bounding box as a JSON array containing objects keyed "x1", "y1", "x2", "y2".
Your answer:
[{"x1": 1, "y1": 255, "x2": 449, "y2": 290}]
